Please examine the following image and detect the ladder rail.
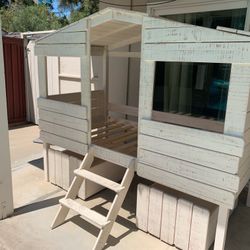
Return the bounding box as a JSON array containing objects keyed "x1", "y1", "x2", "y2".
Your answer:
[{"x1": 51, "y1": 146, "x2": 136, "y2": 250}]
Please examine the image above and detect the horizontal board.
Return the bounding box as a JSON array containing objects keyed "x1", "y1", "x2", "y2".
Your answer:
[
  {"x1": 144, "y1": 27, "x2": 250, "y2": 44},
  {"x1": 38, "y1": 97, "x2": 87, "y2": 119},
  {"x1": 37, "y1": 31, "x2": 86, "y2": 45},
  {"x1": 143, "y1": 43, "x2": 250, "y2": 63},
  {"x1": 91, "y1": 145, "x2": 134, "y2": 168},
  {"x1": 39, "y1": 109, "x2": 88, "y2": 132},
  {"x1": 39, "y1": 120, "x2": 88, "y2": 144},
  {"x1": 152, "y1": 110, "x2": 224, "y2": 133},
  {"x1": 140, "y1": 119, "x2": 244, "y2": 157},
  {"x1": 138, "y1": 134, "x2": 240, "y2": 174},
  {"x1": 139, "y1": 149, "x2": 240, "y2": 192},
  {"x1": 137, "y1": 163, "x2": 235, "y2": 209},
  {"x1": 40, "y1": 131, "x2": 88, "y2": 155},
  {"x1": 35, "y1": 44, "x2": 86, "y2": 57}
]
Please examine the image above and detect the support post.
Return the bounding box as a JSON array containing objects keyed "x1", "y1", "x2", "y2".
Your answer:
[
  {"x1": 80, "y1": 20, "x2": 91, "y2": 145},
  {"x1": 214, "y1": 206, "x2": 230, "y2": 250},
  {"x1": 37, "y1": 55, "x2": 49, "y2": 181},
  {"x1": 0, "y1": 23, "x2": 14, "y2": 219}
]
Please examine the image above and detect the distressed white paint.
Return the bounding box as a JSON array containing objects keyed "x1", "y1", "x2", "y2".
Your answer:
[{"x1": 0, "y1": 25, "x2": 14, "y2": 219}]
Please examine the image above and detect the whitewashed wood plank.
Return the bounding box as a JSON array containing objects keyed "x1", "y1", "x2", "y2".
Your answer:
[
  {"x1": 138, "y1": 134, "x2": 240, "y2": 174},
  {"x1": 112, "y1": 9, "x2": 145, "y2": 25},
  {"x1": 138, "y1": 61, "x2": 156, "y2": 120},
  {"x1": 143, "y1": 43, "x2": 250, "y2": 63},
  {"x1": 189, "y1": 203, "x2": 218, "y2": 250},
  {"x1": 213, "y1": 207, "x2": 230, "y2": 250},
  {"x1": 140, "y1": 119, "x2": 244, "y2": 157},
  {"x1": 136, "y1": 184, "x2": 150, "y2": 232},
  {"x1": 38, "y1": 97, "x2": 87, "y2": 119},
  {"x1": 160, "y1": 192, "x2": 178, "y2": 245},
  {"x1": 41, "y1": 131, "x2": 88, "y2": 155},
  {"x1": 91, "y1": 145, "x2": 134, "y2": 168},
  {"x1": 55, "y1": 150, "x2": 63, "y2": 188},
  {"x1": 144, "y1": 27, "x2": 250, "y2": 44},
  {"x1": 35, "y1": 44, "x2": 86, "y2": 57},
  {"x1": 143, "y1": 16, "x2": 185, "y2": 29},
  {"x1": 174, "y1": 198, "x2": 193, "y2": 250},
  {"x1": 48, "y1": 148, "x2": 56, "y2": 184},
  {"x1": 61, "y1": 152, "x2": 70, "y2": 190},
  {"x1": 39, "y1": 109, "x2": 88, "y2": 132},
  {"x1": 37, "y1": 31, "x2": 86, "y2": 45},
  {"x1": 224, "y1": 64, "x2": 250, "y2": 136},
  {"x1": 39, "y1": 120, "x2": 88, "y2": 144},
  {"x1": 137, "y1": 163, "x2": 236, "y2": 208},
  {"x1": 148, "y1": 186, "x2": 163, "y2": 238},
  {"x1": 139, "y1": 149, "x2": 240, "y2": 191},
  {"x1": 37, "y1": 56, "x2": 47, "y2": 97}
]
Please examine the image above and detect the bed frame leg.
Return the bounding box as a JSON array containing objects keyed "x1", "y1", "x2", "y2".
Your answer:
[
  {"x1": 213, "y1": 206, "x2": 230, "y2": 250},
  {"x1": 43, "y1": 143, "x2": 49, "y2": 182},
  {"x1": 247, "y1": 181, "x2": 250, "y2": 207}
]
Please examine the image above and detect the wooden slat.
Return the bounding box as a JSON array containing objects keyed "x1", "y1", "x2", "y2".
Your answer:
[
  {"x1": 224, "y1": 64, "x2": 250, "y2": 136},
  {"x1": 140, "y1": 119, "x2": 244, "y2": 157},
  {"x1": 152, "y1": 111, "x2": 224, "y2": 135},
  {"x1": 148, "y1": 186, "x2": 163, "y2": 238},
  {"x1": 174, "y1": 199, "x2": 193, "y2": 250},
  {"x1": 136, "y1": 184, "x2": 150, "y2": 232},
  {"x1": 91, "y1": 145, "x2": 135, "y2": 168},
  {"x1": 60, "y1": 198, "x2": 110, "y2": 229},
  {"x1": 40, "y1": 131, "x2": 88, "y2": 155},
  {"x1": 35, "y1": 44, "x2": 86, "y2": 57},
  {"x1": 138, "y1": 134, "x2": 240, "y2": 174},
  {"x1": 37, "y1": 31, "x2": 86, "y2": 45},
  {"x1": 139, "y1": 149, "x2": 240, "y2": 192},
  {"x1": 74, "y1": 169, "x2": 123, "y2": 193},
  {"x1": 144, "y1": 27, "x2": 250, "y2": 44},
  {"x1": 39, "y1": 120, "x2": 88, "y2": 144},
  {"x1": 137, "y1": 163, "x2": 235, "y2": 209},
  {"x1": 38, "y1": 97, "x2": 87, "y2": 119},
  {"x1": 143, "y1": 43, "x2": 250, "y2": 63},
  {"x1": 39, "y1": 109, "x2": 88, "y2": 132}
]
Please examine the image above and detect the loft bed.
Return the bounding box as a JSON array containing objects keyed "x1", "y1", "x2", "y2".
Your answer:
[{"x1": 35, "y1": 7, "x2": 250, "y2": 250}]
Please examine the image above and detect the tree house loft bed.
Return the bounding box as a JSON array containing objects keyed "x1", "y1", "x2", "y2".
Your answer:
[{"x1": 35, "y1": 7, "x2": 250, "y2": 250}]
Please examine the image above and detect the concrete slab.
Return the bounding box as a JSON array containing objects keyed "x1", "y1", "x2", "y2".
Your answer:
[
  {"x1": 0, "y1": 161, "x2": 249, "y2": 250},
  {"x1": 9, "y1": 125, "x2": 42, "y2": 167}
]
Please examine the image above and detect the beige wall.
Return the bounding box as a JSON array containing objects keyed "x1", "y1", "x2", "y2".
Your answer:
[{"x1": 0, "y1": 26, "x2": 14, "y2": 219}]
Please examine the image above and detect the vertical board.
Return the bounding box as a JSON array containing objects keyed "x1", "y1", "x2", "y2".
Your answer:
[
  {"x1": 174, "y1": 199, "x2": 193, "y2": 250},
  {"x1": 62, "y1": 153, "x2": 70, "y2": 190},
  {"x1": 160, "y1": 193, "x2": 178, "y2": 245},
  {"x1": 136, "y1": 184, "x2": 150, "y2": 232},
  {"x1": 55, "y1": 150, "x2": 63, "y2": 188},
  {"x1": 148, "y1": 186, "x2": 163, "y2": 237},
  {"x1": 3, "y1": 37, "x2": 26, "y2": 124},
  {"x1": 0, "y1": 26, "x2": 14, "y2": 219},
  {"x1": 48, "y1": 148, "x2": 56, "y2": 184}
]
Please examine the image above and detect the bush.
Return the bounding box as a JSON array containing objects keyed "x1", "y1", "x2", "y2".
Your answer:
[{"x1": 1, "y1": 4, "x2": 63, "y2": 32}]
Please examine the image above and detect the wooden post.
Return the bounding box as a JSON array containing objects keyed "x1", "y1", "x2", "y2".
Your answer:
[
  {"x1": 103, "y1": 46, "x2": 109, "y2": 121},
  {"x1": 213, "y1": 206, "x2": 230, "y2": 250},
  {"x1": 0, "y1": 23, "x2": 14, "y2": 219},
  {"x1": 37, "y1": 55, "x2": 50, "y2": 181},
  {"x1": 80, "y1": 20, "x2": 91, "y2": 145}
]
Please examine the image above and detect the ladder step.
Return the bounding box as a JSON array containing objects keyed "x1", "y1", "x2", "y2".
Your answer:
[
  {"x1": 59, "y1": 198, "x2": 110, "y2": 229},
  {"x1": 74, "y1": 169, "x2": 124, "y2": 193}
]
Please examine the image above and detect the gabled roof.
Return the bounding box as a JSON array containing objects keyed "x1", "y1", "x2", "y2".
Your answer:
[{"x1": 35, "y1": 8, "x2": 148, "y2": 56}]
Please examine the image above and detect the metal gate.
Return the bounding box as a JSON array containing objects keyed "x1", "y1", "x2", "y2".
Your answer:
[{"x1": 3, "y1": 37, "x2": 26, "y2": 125}]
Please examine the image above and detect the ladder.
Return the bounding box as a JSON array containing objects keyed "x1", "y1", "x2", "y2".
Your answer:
[{"x1": 51, "y1": 144, "x2": 135, "y2": 250}]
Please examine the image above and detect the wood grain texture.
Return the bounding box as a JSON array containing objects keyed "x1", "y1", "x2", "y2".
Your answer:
[
  {"x1": 136, "y1": 184, "x2": 150, "y2": 232},
  {"x1": 148, "y1": 186, "x2": 163, "y2": 238}
]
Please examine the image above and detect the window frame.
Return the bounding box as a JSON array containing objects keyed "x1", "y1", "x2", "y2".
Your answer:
[{"x1": 145, "y1": 0, "x2": 250, "y2": 133}]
